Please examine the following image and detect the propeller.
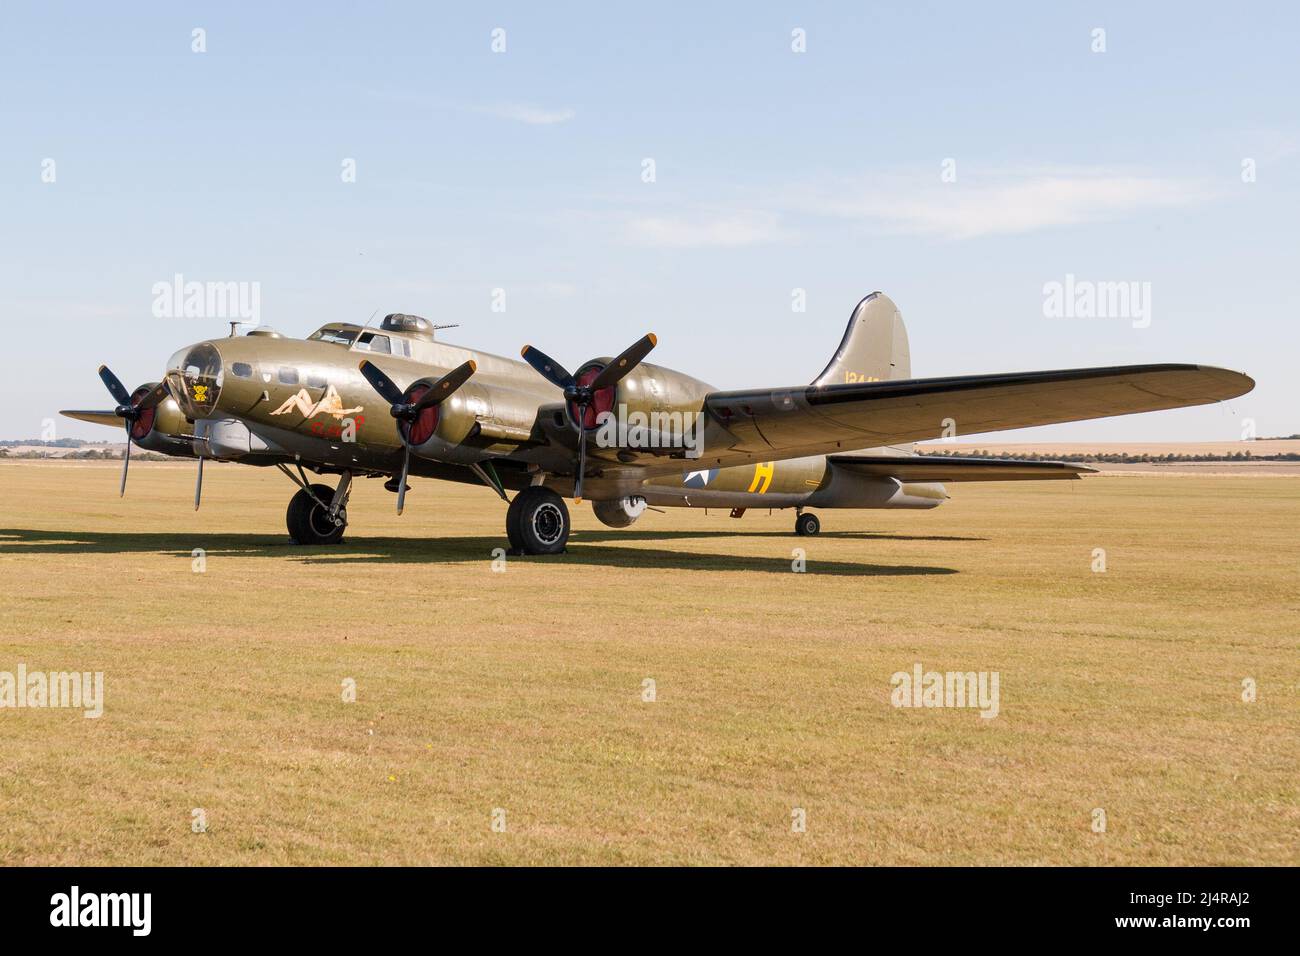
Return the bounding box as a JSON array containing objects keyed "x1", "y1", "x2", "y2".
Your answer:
[
  {"x1": 97, "y1": 365, "x2": 170, "y2": 497},
  {"x1": 358, "y1": 358, "x2": 478, "y2": 514},
  {"x1": 519, "y1": 333, "x2": 657, "y2": 500}
]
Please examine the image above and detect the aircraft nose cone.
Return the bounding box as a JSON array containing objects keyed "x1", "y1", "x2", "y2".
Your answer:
[{"x1": 166, "y1": 341, "x2": 225, "y2": 419}]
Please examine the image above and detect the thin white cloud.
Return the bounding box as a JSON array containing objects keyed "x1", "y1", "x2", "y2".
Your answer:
[
  {"x1": 796, "y1": 169, "x2": 1218, "y2": 240},
  {"x1": 481, "y1": 104, "x2": 576, "y2": 125},
  {"x1": 1232, "y1": 129, "x2": 1300, "y2": 165},
  {"x1": 624, "y1": 211, "x2": 793, "y2": 248},
  {"x1": 604, "y1": 166, "x2": 1216, "y2": 249}
]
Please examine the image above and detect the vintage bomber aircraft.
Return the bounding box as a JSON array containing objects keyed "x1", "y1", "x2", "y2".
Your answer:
[{"x1": 62, "y1": 293, "x2": 1253, "y2": 554}]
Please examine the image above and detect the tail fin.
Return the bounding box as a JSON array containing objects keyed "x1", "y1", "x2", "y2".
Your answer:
[{"x1": 812, "y1": 292, "x2": 911, "y2": 387}]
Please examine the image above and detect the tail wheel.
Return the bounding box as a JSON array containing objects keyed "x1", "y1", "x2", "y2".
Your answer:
[
  {"x1": 288, "y1": 483, "x2": 347, "y2": 545},
  {"x1": 509, "y1": 486, "x2": 569, "y2": 555},
  {"x1": 795, "y1": 512, "x2": 820, "y2": 536}
]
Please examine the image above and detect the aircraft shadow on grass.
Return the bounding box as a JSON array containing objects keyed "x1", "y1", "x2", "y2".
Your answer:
[
  {"x1": 0, "y1": 528, "x2": 960, "y2": 577},
  {"x1": 569, "y1": 528, "x2": 986, "y2": 544}
]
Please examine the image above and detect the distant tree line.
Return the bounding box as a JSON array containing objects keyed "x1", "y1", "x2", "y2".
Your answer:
[
  {"x1": 0, "y1": 447, "x2": 168, "y2": 461},
  {"x1": 0, "y1": 438, "x2": 114, "y2": 448},
  {"x1": 918, "y1": 449, "x2": 1300, "y2": 463}
]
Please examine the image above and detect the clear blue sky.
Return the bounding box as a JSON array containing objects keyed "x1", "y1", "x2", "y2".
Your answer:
[{"x1": 2, "y1": 1, "x2": 1296, "y2": 441}]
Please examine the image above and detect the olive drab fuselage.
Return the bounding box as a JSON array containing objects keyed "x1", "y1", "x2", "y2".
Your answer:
[{"x1": 152, "y1": 320, "x2": 935, "y2": 511}]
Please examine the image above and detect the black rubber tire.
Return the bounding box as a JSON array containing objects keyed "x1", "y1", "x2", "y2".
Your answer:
[
  {"x1": 795, "y1": 512, "x2": 820, "y2": 536},
  {"x1": 512, "y1": 486, "x2": 569, "y2": 555},
  {"x1": 287, "y1": 483, "x2": 347, "y2": 545},
  {"x1": 505, "y1": 492, "x2": 525, "y2": 552}
]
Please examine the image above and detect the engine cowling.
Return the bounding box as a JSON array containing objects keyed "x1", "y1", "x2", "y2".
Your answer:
[
  {"x1": 403, "y1": 380, "x2": 537, "y2": 463},
  {"x1": 592, "y1": 495, "x2": 648, "y2": 528},
  {"x1": 128, "y1": 383, "x2": 195, "y2": 454},
  {"x1": 578, "y1": 361, "x2": 712, "y2": 454}
]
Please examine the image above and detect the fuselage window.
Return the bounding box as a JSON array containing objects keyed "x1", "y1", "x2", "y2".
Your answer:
[
  {"x1": 306, "y1": 371, "x2": 328, "y2": 389},
  {"x1": 279, "y1": 366, "x2": 300, "y2": 385},
  {"x1": 231, "y1": 362, "x2": 253, "y2": 379}
]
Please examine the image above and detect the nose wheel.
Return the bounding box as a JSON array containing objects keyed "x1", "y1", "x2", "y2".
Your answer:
[
  {"x1": 506, "y1": 486, "x2": 570, "y2": 555},
  {"x1": 794, "y1": 511, "x2": 820, "y2": 536}
]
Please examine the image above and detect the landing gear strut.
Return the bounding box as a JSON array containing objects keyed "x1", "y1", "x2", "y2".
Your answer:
[
  {"x1": 794, "y1": 510, "x2": 820, "y2": 536},
  {"x1": 279, "y1": 464, "x2": 350, "y2": 545},
  {"x1": 506, "y1": 486, "x2": 570, "y2": 555}
]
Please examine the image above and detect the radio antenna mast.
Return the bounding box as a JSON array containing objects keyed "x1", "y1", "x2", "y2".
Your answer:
[{"x1": 348, "y1": 309, "x2": 381, "y2": 351}]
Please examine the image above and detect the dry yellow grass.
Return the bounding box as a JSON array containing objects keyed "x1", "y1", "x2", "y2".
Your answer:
[{"x1": 0, "y1": 460, "x2": 1296, "y2": 865}]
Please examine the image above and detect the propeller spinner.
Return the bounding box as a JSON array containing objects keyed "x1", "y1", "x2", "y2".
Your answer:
[
  {"x1": 519, "y1": 333, "x2": 657, "y2": 500},
  {"x1": 358, "y1": 358, "x2": 478, "y2": 514}
]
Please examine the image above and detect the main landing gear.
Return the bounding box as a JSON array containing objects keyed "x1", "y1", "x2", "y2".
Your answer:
[
  {"x1": 794, "y1": 510, "x2": 820, "y2": 536},
  {"x1": 505, "y1": 486, "x2": 570, "y2": 555},
  {"x1": 279, "y1": 465, "x2": 350, "y2": 545}
]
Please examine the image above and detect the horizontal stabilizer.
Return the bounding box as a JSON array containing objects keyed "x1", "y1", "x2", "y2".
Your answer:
[{"x1": 829, "y1": 454, "x2": 1096, "y2": 482}]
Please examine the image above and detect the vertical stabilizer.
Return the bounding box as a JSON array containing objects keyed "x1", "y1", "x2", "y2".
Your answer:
[{"x1": 812, "y1": 292, "x2": 911, "y2": 387}]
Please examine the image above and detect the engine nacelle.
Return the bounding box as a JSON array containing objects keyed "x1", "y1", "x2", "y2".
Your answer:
[
  {"x1": 592, "y1": 495, "x2": 648, "y2": 528},
  {"x1": 609, "y1": 362, "x2": 710, "y2": 418},
  {"x1": 574, "y1": 361, "x2": 713, "y2": 454},
  {"x1": 407, "y1": 380, "x2": 539, "y2": 464}
]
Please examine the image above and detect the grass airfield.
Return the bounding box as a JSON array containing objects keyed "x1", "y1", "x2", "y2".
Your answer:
[{"x1": 0, "y1": 460, "x2": 1295, "y2": 866}]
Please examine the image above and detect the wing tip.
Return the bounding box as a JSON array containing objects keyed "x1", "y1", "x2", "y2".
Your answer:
[
  {"x1": 59, "y1": 409, "x2": 124, "y2": 427},
  {"x1": 1205, "y1": 365, "x2": 1255, "y2": 398}
]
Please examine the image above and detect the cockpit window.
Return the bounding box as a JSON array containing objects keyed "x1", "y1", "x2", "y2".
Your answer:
[
  {"x1": 355, "y1": 333, "x2": 391, "y2": 354},
  {"x1": 309, "y1": 328, "x2": 357, "y2": 346},
  {"x1": 308, "y1": 326, "x2": 398, "y2": 354}
]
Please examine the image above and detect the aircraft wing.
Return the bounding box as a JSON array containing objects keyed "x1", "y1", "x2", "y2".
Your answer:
[
  {"x1": 681, "y1": 364, "x2": 1252, "y2": 471},
  {"x1": 60, "y1": 409, "x2": 124, "y2": 428},
  {"x1": 827, "y1": 454, "x2": 1095, "y2": 481}
]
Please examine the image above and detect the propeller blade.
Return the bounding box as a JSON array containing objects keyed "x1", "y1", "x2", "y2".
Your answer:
[
  {"x1": 98, "y1": 365, "x2": 132, "y2": 407},
  {"x1": 573, "y1": 403, "x2": 589, "y2": 501},
  {"x1": 357, "y1": 360, "x2": 406, "y2": 406},
  {"x1": 395, "y1": 447, "x2": 411, "y2": 516},
  {"x1": 194, "y1": 456, "x2": 204, "y2": 511},
  {"x1": 520, "y1": 345, "x2": 575, "y2": 390},
  {"x1": 590, "y1": 333, "x2": 657, "y2": 391},
  {"x1": 119, "y1": 437, "x2": 131, "y2": 497},
  {"x1": 410, "y1": 360, "x2": 477, "y2": 413}
]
